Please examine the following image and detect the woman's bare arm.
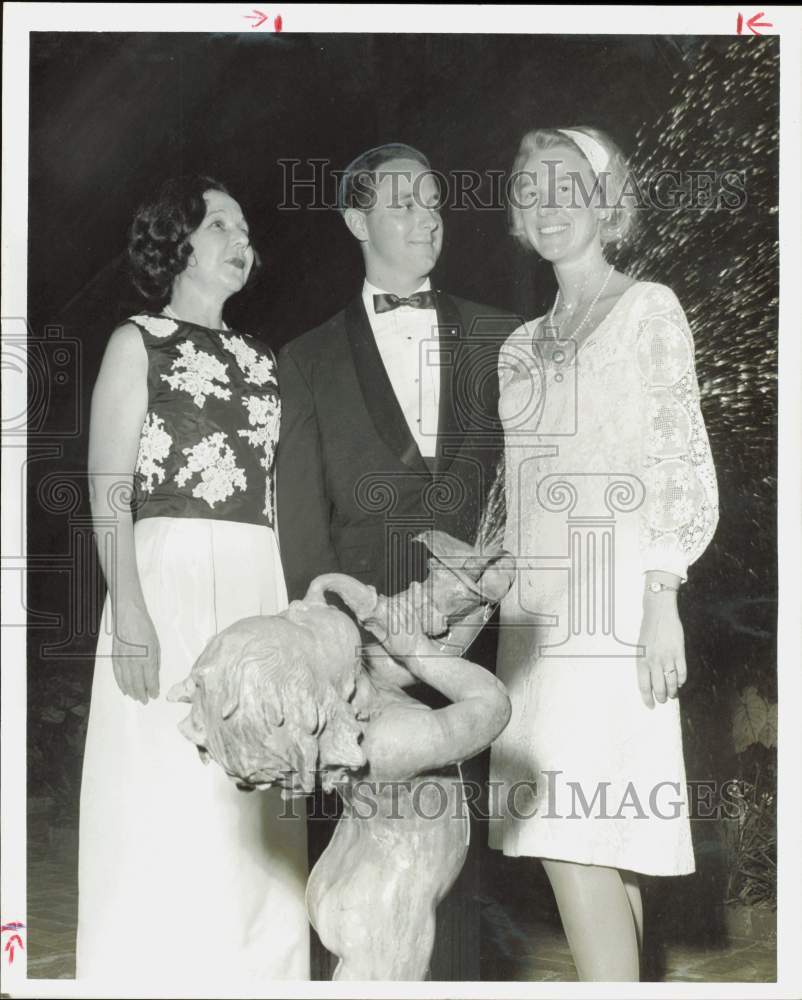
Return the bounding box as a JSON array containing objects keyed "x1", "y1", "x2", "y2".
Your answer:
[{"x1": 88, "y1": 323, "x2": 160, "y2": 703}]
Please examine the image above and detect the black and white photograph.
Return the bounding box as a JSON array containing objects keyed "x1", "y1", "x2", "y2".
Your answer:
[{"x1": 2, "y1": 5, "x2": 801, "y2": 998}]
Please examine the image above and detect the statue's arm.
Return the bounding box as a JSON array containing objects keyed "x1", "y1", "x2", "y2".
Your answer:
[
  {"x1": 365, "y1": 645, "x2": 510, "y2": 778},
  {"x1": 362, "y1": 585, "x2": 510, "y2": 777},
  {"x1": 360, "y1": 585, "x2": 497, "y2": 689},
  {"x1": 361, "y1": 643, "x2": 419, "y2": 688}
]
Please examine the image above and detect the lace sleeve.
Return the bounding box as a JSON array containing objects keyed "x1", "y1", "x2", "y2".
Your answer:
[{"x1": 637, "y1": 286, "x2": 719, "y2": 580}]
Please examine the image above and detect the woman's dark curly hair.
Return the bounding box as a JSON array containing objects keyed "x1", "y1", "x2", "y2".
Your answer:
[{"x1": 127, "y1": 174, "x2": 261, "y2": 305}]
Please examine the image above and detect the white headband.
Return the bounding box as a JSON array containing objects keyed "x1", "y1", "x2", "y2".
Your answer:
[{"x1": 556, "y1": 129, "x2": 610, "y2": 177}]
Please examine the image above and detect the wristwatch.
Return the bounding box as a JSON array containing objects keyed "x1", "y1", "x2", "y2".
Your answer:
[{"x1": 646, "y1": 581, "x2": 679, "y2": 594}]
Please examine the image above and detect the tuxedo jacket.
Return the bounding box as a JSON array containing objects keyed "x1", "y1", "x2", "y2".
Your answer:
[{"x1": 276, "y1": 291, "x2": 519, "y2": 603}]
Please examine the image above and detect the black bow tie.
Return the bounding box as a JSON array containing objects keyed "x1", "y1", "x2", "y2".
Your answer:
[{"x1": 373, "y1": 290, "x2": 437, "y2": 314}]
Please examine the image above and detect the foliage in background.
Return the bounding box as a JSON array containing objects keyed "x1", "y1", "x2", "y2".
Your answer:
[
  {"x1": 28, "y1": 667, "x2": 88, "y2": 826},
  {"x1": 613, "y1": 37, "x2": 779, "y2": 915},
  {"x1": 722, "y1": 687, "x2": 777, "y2": 909}
]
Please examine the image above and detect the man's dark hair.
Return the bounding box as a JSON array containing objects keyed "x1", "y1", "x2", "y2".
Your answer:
[{"x1": 338, "y1": 143, "x2": 431, "y2": 215}]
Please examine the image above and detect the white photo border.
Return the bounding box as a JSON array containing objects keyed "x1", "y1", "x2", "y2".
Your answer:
[{"x1": 2, "y1": 4, "x2": 800, "y2": 999}]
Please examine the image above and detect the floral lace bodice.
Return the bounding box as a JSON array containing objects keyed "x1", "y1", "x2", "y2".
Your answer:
[
  {"x1": 129, "y1": 313, "x2": 280, "y2": 527},
  {"x1": 498, "y1": 281, "x2": 719, "y2": 581}
]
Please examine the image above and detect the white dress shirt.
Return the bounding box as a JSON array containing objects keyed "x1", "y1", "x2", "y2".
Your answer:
[{"x1": 362, "y1": 279, "x2": 441, "y2": 459}]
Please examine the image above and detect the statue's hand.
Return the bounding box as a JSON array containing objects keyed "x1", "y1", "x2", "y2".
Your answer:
[{"x1": 362, "y1": 583, "x2": 433, "y2": 662}]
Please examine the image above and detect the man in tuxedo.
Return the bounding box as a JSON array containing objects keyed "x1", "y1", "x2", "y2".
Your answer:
[{"x1": 276, "y1": 143, "x2": 517, "y2": 981}]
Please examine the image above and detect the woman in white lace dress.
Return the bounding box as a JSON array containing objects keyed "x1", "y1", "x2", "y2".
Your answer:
[
  {"x1": 77, "y1": 176, "x2": 309, "y2": 992},
  {"x1": 488, "y1": 128, "x2": 718, "y2": 980}
]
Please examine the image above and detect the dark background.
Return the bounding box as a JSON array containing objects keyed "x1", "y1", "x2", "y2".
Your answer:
[
  {"x1": 28, "y1": 33, "x2": 713, "y2": 340},
  {"x1": 25, "y1": 31, "x2": 778, "y2": 975}
]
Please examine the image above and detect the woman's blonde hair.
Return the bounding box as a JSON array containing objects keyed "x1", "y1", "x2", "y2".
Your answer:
[{"x1": 508, "y1": 126, "x2": 637, "y2": 251}]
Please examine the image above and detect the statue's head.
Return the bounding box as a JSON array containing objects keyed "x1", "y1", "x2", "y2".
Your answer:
[{"x1": 169, "y1": 603, "x2": 367, "y2": 797}]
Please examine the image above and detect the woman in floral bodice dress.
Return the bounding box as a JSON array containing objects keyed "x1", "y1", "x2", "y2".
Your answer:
[
  {"x1": 488, "y1": 129, "x2": 719, "y2": 980},
  {"x1": 77, "y1": 176, "x2": 309, "y2": 991}
]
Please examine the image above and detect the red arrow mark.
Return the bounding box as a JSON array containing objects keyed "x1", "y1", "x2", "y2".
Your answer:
[
  {"x1": 737, "y1": 10, "x2": 773, "y2": 34},
  {"x1": 4, "y1": 935, "x2": 24, "y2": 964},
  {"x1": 746, "y1": 11, "x2": 773, "y2": 33},
  {"x1": 244, "y1": 9, "x2": 270, "y2": 28}
]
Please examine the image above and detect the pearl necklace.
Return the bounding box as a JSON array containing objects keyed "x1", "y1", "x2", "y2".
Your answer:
[
  {"x1": 162, "y1": 304, "x2": 228, "y2": 331},
  {"x1": 549, "y1": 264, "x2": 614, "y2": 342}
]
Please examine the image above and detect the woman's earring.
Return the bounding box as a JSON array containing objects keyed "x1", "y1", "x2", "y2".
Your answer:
[{"x1": 189, "y1": 253, "x2": 198, "y2": 267}]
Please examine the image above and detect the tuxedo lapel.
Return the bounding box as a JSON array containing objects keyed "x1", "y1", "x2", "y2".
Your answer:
[{"x1": 345, "y1": 296, "x2": 430, "y2": 475}]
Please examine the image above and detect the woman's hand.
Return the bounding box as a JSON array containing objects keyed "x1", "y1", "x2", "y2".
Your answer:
[
  {"x1": 112, "y1": 603, "x2": 161, "y2": 704},
  {"x1": 636, "y1": 593, "x2": 686, "y2": 709}
]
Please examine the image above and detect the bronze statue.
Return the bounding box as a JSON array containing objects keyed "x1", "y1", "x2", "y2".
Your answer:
[{"x1": 169, "y1": 532, "x2": 514, "y2": 980}]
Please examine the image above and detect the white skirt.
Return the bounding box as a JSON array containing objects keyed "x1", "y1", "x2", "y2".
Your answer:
[
  {"x1": 488, "y1": 555, "x2": 695, "y2": 878},
  {"x1": 76, "y1": 517, "x2": 310, "y2": 994}
]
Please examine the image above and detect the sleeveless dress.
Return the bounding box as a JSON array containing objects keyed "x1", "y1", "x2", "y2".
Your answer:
[
  {"x1": 76, "y1": 314, "x2": 310, "y2": 992},
  {"x1": 488, "y1": 282, "x2": 719, "y2": 876}
]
